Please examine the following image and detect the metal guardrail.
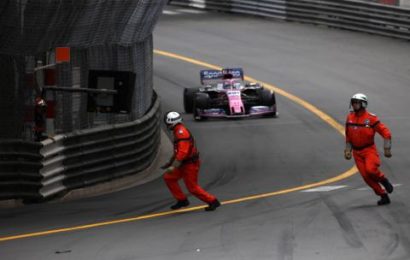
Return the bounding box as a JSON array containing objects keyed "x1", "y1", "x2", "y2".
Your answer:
[
  {"x1": 170, "y1": 0, "x2": 410, "y2": 40},
  {"x1": 0, "y1": 93, "x2": 161, "y2": 202},
  {"x1": 0, "y1": 141, "x2": 43, "y2": 200}
]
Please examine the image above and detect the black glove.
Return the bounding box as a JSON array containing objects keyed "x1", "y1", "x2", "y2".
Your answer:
[
  {"x1": 344, "y1": 149, "x2": 352, "y2": 160},
  {"x1": 384, "y1": 148, "x2": 392, "y2": 158},
  {"x1": 161, "y1": 155, "x2": 175, "y2": 169},
  {"x1": 161, "y1": 163, "x2": 171, "y2": 170}
]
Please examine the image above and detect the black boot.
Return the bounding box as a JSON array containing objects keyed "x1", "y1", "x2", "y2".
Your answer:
[
  {"x1": 170, "y1": 199, "x2": 190, "y2": 210},
  {"x1": 205, "y1": 199, "x2": 221, "y2": 211},
  {"x1": 381, "y1": 179, "x2": 394, "y2": 194},
  {"x1": 377, "y1": 194, "x2": 391, "y2": 206}
]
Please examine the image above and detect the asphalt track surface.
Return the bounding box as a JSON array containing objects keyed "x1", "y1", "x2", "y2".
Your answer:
[{"x1": 1, "y1": 6, "x2": 410, "y2": 260}]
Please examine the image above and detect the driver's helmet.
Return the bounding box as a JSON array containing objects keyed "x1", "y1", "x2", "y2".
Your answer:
[
  {"x1": 222, "y1": 71, "x2": 233, "y2": 80},
  {"x1": 223, "y1": 79, "x2": 235, "y2": 90},
  {"x1": 223, "y1": 82, "x2": 232, "y2": 90},
  {"x1": 233, "y1": 82, "x2": 241, "y2": 89}
]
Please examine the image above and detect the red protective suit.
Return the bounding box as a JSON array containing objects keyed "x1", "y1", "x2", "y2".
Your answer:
[
  {"x1": 163, "y1": 123, "x2": 216, "y2": 203},
  {"x1": 33, "y1": 97, "x2": 47, "y2": 142},
  {"x1": 345, "y1": 110, "x2": 391, "y2": 195}
]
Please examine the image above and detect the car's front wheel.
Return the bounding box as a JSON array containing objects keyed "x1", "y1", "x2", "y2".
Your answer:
[
  {"x1": 183, "y1": 88, "x2": 199, "y2": 113},
  {"x1": 193, "y1": 93, "x2": 209, "y2": 121}
]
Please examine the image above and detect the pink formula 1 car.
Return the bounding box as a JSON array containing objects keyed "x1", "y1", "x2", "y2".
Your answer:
[{"x1": 183, "y1": 68, "x2": 277, "y2": 120}]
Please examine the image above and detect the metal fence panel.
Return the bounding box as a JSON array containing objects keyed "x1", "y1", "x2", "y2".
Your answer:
[
  {"x1": 0, "y1": 0, "x2": 167, "y2": 140},
  {"x1": 171, "y1": 0, "x2": 410, "y2": 40}
]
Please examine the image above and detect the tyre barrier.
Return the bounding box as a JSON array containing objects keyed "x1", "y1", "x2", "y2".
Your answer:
[{"x1": 0, "y1": 93, "x2": 161, "y2": 202}]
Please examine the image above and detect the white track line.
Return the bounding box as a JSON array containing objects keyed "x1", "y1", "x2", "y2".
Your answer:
[
  {"x1": 162, "y1": 10, "x2": 180, "y2": 15},
  {"x1": 301, "y1": 185, "x2": 347, "y2": 192}
]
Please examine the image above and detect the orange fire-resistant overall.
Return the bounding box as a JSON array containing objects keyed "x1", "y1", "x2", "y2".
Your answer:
[
  {"x1": 345, "y1": 110, "x2": 391, "y2": 196},
  {"x1": 163, "y1": 123, "x2": 216, "y2": 203}
]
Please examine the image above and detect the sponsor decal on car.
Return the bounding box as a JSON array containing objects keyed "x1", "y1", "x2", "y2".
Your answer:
[{"x1": 226, "y1": 90, "x2": 241, "y2": 97}]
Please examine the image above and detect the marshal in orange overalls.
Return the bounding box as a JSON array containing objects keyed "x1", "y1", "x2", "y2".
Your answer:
[
  {"x1": 345, "y1": 110, "x2": 392, "y2": 196},
  {"x1": 163, "y1": 123, "x2": 217, "y2": 205}
]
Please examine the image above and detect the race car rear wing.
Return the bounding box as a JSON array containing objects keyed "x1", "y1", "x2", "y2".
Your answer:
[{"x1": 200, "y1": 68, "x2": 244, "y2": 84}]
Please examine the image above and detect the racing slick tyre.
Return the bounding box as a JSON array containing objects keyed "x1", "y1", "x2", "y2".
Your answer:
[
  {"x1": 193, "y1": 106, "x2": 203, "y2": 121},
  {"x1": 194, "y1": 93, "x2": 209, "y2": 109},
  {"x1": 258, "y1": 89, "x2": 274, "y2": 106},
  {"x1": 258, "y1": 89, "x2": 277, "y2": 118},
  {"x1": 268, "y1": 92, "x2": 278, "y2": 118},
  {"x1": 193, "y1": 93, "x2": 209, "y2": 121},
  {"x1": 183, "y1": 88, "x2": 199, "y2": 113}
]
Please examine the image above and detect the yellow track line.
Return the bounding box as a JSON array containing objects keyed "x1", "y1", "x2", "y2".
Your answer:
[{"x1": 0, "y1": 50, "x2": 357, "y2": 243}]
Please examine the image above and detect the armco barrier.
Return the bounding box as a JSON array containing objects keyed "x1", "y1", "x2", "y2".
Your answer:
[
  {"x1": 0, "y1": 93, "x2": 161, "y2": 202},
  {"x1": 39, "y1": 93, "x2": 161, "y2": 199},
  {"x1": 170, "y1": 0, "x2": 410, "y2": 40},
  {"x1": 0, "y1": 141, "x2": 43, "y2": 200}
]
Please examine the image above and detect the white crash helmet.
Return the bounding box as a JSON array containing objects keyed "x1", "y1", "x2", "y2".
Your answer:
[
  {"x1": 350, "y1": 93, "x2": 368, "y2": 108},
  {"x1": 164, "y1": 111, "x2": 182, "y2": 127},
  {"x1": 35, "y1": 97, "x2": 46, "y2": 107}
]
